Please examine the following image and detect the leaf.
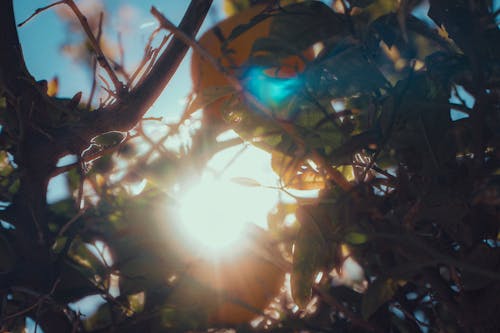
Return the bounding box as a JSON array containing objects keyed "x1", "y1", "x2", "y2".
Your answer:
[
  {"x1": 127, "y1": 292, "x2": 145, "y2": 314},
  {"x1": 353, "y1": 0, "x2": 400, "y2": 26},
  {"x1": 224, "y1": 9, "x2": 272, "y2": 45},
  {"x1": 54, "y1": 260, "x2": 100, "y2": 303},
  {"x1": 345, "y1": 232, "x2": 368, "y2": 245},
  {"x1": 305, "y1": 43, "x2": 389, "y2": 99},
  {"x1": 291, "y1": 207, "x2": 327, "y2": 308},
  {"x1": 68, "y1": 238, "x2": 108, "y2": 277},
  {"x1": 230, "y1": 177, "x2": 261, "y2": 187},
  {"x1": 361, "y1": 277, "x2": 400, "y2": 319},
  {"x1": 90, "y1": 154, "x2": 113, "y2": 174},
  {"x1": 272, "y1": 152, "x2": 325, "y2": 190},
  {"x1": 92, "y1": 131, "x2": 126, "y2": 147},
  {"x1": 47, "y1": 76, "x2": 59, "y2": 96},
  {"x1": 117, "y1": 253, "x2": 171, "y2": 294},
  {"x1": 269, "y1": 1, "x2": 348, "y2": 52}
]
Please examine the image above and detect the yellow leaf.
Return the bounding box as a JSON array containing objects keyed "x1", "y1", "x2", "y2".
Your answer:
[
  {"x1": 272, "y1": 152, "x2": 325, "y2": 190},
  {"x1": 47, "y1": 76, "x2": 59, "y2": 96}
]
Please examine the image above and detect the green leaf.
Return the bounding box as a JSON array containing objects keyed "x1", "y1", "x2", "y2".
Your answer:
[
  {"x1": 291, "y1": 209, "x2": 327, "y2": 308},
  {"x1": 68, "y1": 239, "x2": 108, "y2": 277},
  {"x1": 345, "y1": 232, "x2": 368, "y2": 245},
  {"x1": 90, "y1": 154, "x2": 113, "y2": 174},
  {"x1": 352, "y1": 0, "x2": 400, "y2": 26},
  {"x1": 54, "y1": 260, "x2": 100, "y2": 303},
  {"x1": 117, "y1": 253, "x2": 174, "y2": 294},
  {"x1": 51, "y1": 236, "x2": 68, "y2": 254},
  {"x1": 361, "y1": 277, "x2": 400, "y2": 319},
  {"x1": 127, "y1": 292, "x2": 145, "y2": 314},
  {"x1": 305, "y1": 43, "x2": 389, "y2": 99},
  {"x1": 92, "y1": 131, "x2": 126, "y2": 147},
  {"x1": 269, "y1": 1, "x2": 348, "y2": 52}
]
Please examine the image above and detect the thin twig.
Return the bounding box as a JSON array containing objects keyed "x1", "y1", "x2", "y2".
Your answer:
[
  {"x1": 214, "y1": 143, "x2": 248, "y2": 178},
  {"x1": 352, "y1": 161, "x2": 397, "y2": 180},
  {"x1": 2, "y1": 299, "x2": 40, "y2": 321},
  {"x1": 96, "y1": 11, "x2": 104, "y2": 44},
  {"x1": 418, "y1": 114, "x2": 440, "y2": 169},
  {"x1": 18, "y1": 1, "x2": 64, "y2": 27},
  {"x1": 2, "y1": 280, "x2": 60, "y2": 322},
  {"x1": 136, "y1": 35, "x2": 170, "y2": 87},
  {"x1": 129, "y1": 27, "x2": 161, "y2": 86},
  {"x1": 151, "y1": 7, "x2": 235, "y2": 84},
  {"x1": 86, "y1": 57, "x2": 98, "y2": 111},
  {"x1": 63, "y1": 0, "x2": 123, "y2": 93},
  {"x1": 85, "y1": 12, "x2": 104, "y2": 111},
  {"x1": 57, "y1": 207, "x2": 87, "y2": 237}
]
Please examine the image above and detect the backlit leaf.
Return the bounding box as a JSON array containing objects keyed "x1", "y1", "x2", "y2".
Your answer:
[
  {"x1": 292, "y1": 207, "x2": 327, "y2": 308},
  {"x1": 345, "y1": 232, "x2": 368, "y2": 245},
  {"x1": 272, "y1": 151, "x2": 326, "y2": 190},
  {"x1": 47, "y1": 76, "x2": 59, "y2": 96},
  {"x1": 230, "y1": 177, "x2": 261, "y2": 187}
]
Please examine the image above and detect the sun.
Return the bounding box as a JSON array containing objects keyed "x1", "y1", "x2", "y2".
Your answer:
[
  {"x1": 175, "y1": 142, "x2": 281, "y2": 257},
  {"x1": 176, "y1": 176, "x2": 249, "y2": 254}
]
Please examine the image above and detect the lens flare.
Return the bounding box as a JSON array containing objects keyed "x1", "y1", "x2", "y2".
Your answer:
[{"x1": 242, "y1": 67, "x2": 301, "y2": 107}]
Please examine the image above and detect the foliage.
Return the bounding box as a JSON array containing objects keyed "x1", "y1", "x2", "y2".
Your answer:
[{"x1": 0, "y1": 0, "x2": 499, "y2": 332}]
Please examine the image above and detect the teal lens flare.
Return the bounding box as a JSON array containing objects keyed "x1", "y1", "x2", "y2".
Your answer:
[{"x1": 242, "y1": 67, "x2": 301, "y2": 107}]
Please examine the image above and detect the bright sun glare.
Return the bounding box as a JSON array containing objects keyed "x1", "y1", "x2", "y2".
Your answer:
[
  {"x1": 175, "y1": 141, "x2": 282, "y2": 256},
  {"x1": 177, "y1": 177, "x2": 249, "y2": 251}
]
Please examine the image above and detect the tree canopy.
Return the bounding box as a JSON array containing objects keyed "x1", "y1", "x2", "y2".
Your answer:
[{"x1": 0, "y1": 0, "x2": 499, "y2": 332}]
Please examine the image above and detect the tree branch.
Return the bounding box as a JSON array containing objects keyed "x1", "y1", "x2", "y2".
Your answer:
[
  {"x1": 0, "y1": 0, "x2": 33, "y2": 85},
  {"x1": 73, "y1": 0, "x2": 213, "y2": 142}
]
